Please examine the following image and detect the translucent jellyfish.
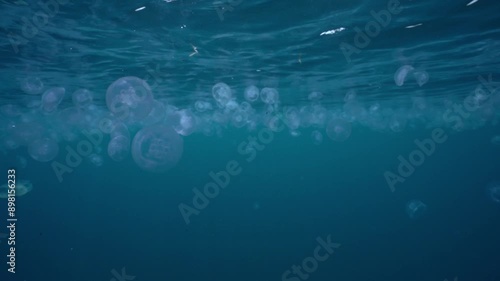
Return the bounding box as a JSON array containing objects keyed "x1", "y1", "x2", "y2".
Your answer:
[
  {"x1": 108, "y1": 135, "x2": 130, "y2": 162},
  {"x1": 212, "y1": 82, "x2": 233, "y2": 108},
  {"x1": 491, "y1": 135, "x2": 500, "y2": 145},
  {"x1": 194, "y1": 100, "x2": 213, "y2": 112},
  {"x1": 88, "y1": 153, "x2": 104, "y2": 167},
  {"x1": 244, "y1": 85, "x2": 259, "y2": 102},
  {"x1": 260, "y1": 88, "x2": 279, "y2": 104},
  {"x1": 72, "y1": 89, "x2": 93, "y2": 108},
  {"x1": 0, "y1": 104, "x2": 22, "y2": 118},
  {"x1": 21, "y1": 77, "x2": 44, "y2": 95},
  {"x1": 106, "y1": 76, "x2": 154, "y2": 121},
  {"x1": 308, "y1": 92, "x2": 323, "y2": 101},
  {"x1": 131, "y1": 124, "x2": 184, "y2": 172},
  {"x1": 110, "y1": 122, "x2": 130, "y2": 140},
  {"x1": 486, "y1": 182, "x2": 500, "y2": 203},
  {"x1": 0, "y1": 180, "x2": 33, "y2": 198},
  {"x1": 41, "y1": 87, "x2": 65, "y2": 113},
  {"x1": 413, "y1": 71, "x2": 429, "y2": 87},
  {"x1": 394, "y1": 65, "x2": 415, "y2": 86},
  {"x1": 405, "y1": 200, "x2": 427, "y2": 219},
  {"x1": 171, "y1": 109, "x2": 197, "y2": 136},
  {"x1": 28, "y1": 138, "x2": 59, "y2": 162},
  {"x1": 284, "y1": 107, "x2": 301, "y2": 130},
  {"x1": 232, "y1": 110, "x2": 248, "y2": 128},
  {"x1": 311, "y1": 130, "x2": 323, "y2": 145},
  {"x1": 326, "y1": 119, "x2": 351, "y2": 142}
]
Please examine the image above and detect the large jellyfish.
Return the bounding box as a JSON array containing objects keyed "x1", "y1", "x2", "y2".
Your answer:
[
  {"x1": 0, "y1": 180, "x2": 33, "y2": 198},
  {"x1": 106, "y1": 76, "x2": 154, "y2": 122},
  {"x1": 405, "y1": 200, "x2": 427, "y2": 219},
  {"x1": 131, "y1": 124, "x2": 184, "y2": 172}
]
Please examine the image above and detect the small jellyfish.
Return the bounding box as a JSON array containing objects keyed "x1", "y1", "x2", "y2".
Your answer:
[
  {"x1": 106, "y1": 76, "x2": 154, "y2": 121},
  {"x1": 486, "y1": 182, "x2": 500, "y2": 203},
  {"x1": 131, "y1": 124, "x2": 184, "y2": 172},
  {"x1": 72, "y1": 89, "x2": 93, "y2": 108},
  {"x1": 212, "y1": 82, "x2": 233, "y2": 108},
  {"x1": 260, "y1": 88, "x2": 279, "y2": 104},
  {"x1": 28, "y1": 138, "x2": 59, "y2": 162},
  {"x1": 413, "y1": 71, "x2": 429, "y2": 87},
  {"x1": 0, "y1": 180, "x2": 33, "y2": 198},
  {"x1": 326, "y1": 119, "x2": 352, "y2": 142},
  {"x1": 244, "y1": 85, "x2": 259, "y2": 102},
  {"x1": 171, "y1": 109, "x2": 197, "y2": 136},
  {"x1": 194, "y1": 100, "x2": 213, "y2": 112},
  {"x1": 311, "y1": 130, "x2": 323, "y2": 145},
  {"x1": 108, "y1": 135, "x2": 130, "y2": 162},
  {"x1": 491, "y1": 135, "x2": 500, "y2": 145},
  {"x1": 20, "y1": 77, "x2": 44, "y2": 95},
  {"x1": 88, "y1": 153, "x2": 104, "y2": 167},
  {"x1": 406, "y1": 200, "x2": 427, "y2": 219},
  {"x1": 232, "y1": 110, "x2": 248, "y2": 128},
  {"x1": 394, "y1": 65, "x2": 415, "y2": 86},
  {"x1": 41, "y1": 87, "x2": 65, "y2": 113}
]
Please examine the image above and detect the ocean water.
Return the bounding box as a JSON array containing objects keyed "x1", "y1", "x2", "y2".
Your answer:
[{"x1": 1, "y1": 0, "x2": 500, "y2": 280}]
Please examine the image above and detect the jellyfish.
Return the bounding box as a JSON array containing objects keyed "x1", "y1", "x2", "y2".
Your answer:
[
  {"x1": 131, "y1": 124, "x2": 184, "y2": 172},
  {"x1": 244, "y1": 85, "x2": 259, "y2": 103},
  {"x1": 72, "y1": 89, "x2": 93, "y2": 109},
  {"x1": 28, "y1": 138, "x2": 59, "y2": 162},
  {"x1": 260, "y1": 87, "x2": 279, "y2": 105},
  {"x1": 405, "y1": 200, "x2": 427, "y2": 219},
  {"x1": 108, "y1": 135, "x2": 130, "y2": 162},
  {"x1": 326, "y1": 119, "x2": 352, "y2": 142},
  {"x1": 394, "y1": 65, "x2": 414, "y2": 86},
  {"x1": 41, "y1": 87, "x2": 65, "y2": 113},
  {"x1": 0, "y1": 180, "x2": 33, "y2": 198},
  {"x1": 88, "y1": 153, "x2": 104, "y2": 167},
  {"x1": 194, "y1": 100, "x2": 213, "y2": 113},
  {"x1": 413, "y1": 71, "x2": 429, "y2": 87},
  {"x1": 311, "y1": 130, "x2": 323, "y2": 145},
  {"x1": 20, "y1": 77, "x2": 44, "y2": 95},
  {"x1": 170, "y1": 109, "x2": 197, "y2": 136},
  {"x1": 212, "y1": 82, "x2": 233, "y2": 108},
  {"x1": 106, "y1": 76, "x2": 154, "y2": 122},
  {"x1": 308, "y1": 91, "x2": 323, "y2": 101},
  {"x1": 486, "y1": 182, "x2": 500, "y2": 203}
]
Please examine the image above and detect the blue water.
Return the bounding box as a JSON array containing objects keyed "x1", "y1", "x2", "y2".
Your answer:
[{"x1": 1, "y1": 0, "x2": 500, "y2": 280}]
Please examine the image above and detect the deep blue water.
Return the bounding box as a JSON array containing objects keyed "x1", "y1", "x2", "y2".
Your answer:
[{"x1": 1, "y1": 0, "x2": 500, "y2": 281}]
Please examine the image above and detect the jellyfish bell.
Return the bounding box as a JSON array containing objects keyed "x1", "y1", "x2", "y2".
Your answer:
[
  {"x1": 131, "y1": 124, "x2": 184, "y2": 172},
  {"x1": 0, "y1": 180, "x2": 33, "y2": 198},
  {"x1": 41, "y1": 87, "x2": 66, "y2": 113},
  {"x1": 106, "y1": 76, "x2": 154, "y2": 122},
  {"x1": 326, "y1": 118, "x2": 352, "y2": 142},
  {"x1": 28, "y1": 138, "x2": 59, "y2": 162},
  {"x1": 108, "y1": 135, "x2": 131, "y2": 162}
]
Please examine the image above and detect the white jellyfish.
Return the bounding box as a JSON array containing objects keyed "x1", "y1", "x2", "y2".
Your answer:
[
  {"x1": 28, "y1": 138, "x2": 59, "y2": 162},
  {"x1": 41, "y1": 87, "x2": 66, "y2": 113},
  {"x1": 171, "y1": 109, "x2": 197, "y2": 136},
  {"x1": 406, "y1": 200, "x2": 427, "y2": 219},
  {"x1": 106, "y1": 76, "x2": 154, "y2": 122},
  {"x1": 260, "y1": 87, "x2": 279, "y2": 104},
  {"x1": 108, "y1": 135, "x2": 131, "y2": 162},
  {"x1": 0, "y1": 180, "x2": 33, "y2": 198},
  {"x1": 212, "y1": 82, "x2": 233, "y2": 108},
  {"x1": 131, "y1": 124, "x2": 184, "y2": 172},
  {"x1": 326, "y1": 119, "x2": 351, "y2": 142},
  {"x1": 231, "y1": 110, "x2": 248, "y2": 128},
  {"x1": 72, "y1": 89, "x2": 93, "y2": 108},
  {"x1": 311, "y1": 130, "x2": 323, "y2": 145},
  {"x1": 244, "y1": 85, "x2": 259, "y2": 103},
  {"x1": 394, "y1": 65, "x2": 415, "y2": 86}
]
